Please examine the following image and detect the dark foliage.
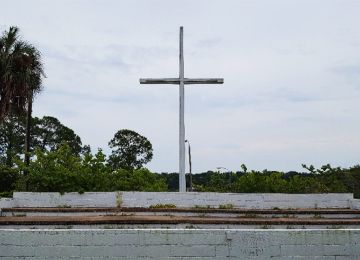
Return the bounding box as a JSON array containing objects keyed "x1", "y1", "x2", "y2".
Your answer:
[
  {"x1": 0, "y1": 114, "x2": 83, "y2": 166},
  {"x1": 108, "y1": 129, "x2": 153, "y2": 170},
  {"x1": 0, "y1": 165, "x2": 19, "y2": 193},
  {"x1": 21, "y1": 144, "x2": 166, "y2": 193}
]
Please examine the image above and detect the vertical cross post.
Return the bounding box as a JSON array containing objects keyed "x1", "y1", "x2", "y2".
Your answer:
[{"x1": 179, "y1": 27, "x2": 186, "y2": 192}]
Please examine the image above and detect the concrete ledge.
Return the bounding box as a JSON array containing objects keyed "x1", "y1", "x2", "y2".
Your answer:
[
  {"x1": 0, "y1": 229, "x2": 359, "y2": 258},
  {"x1": 10, "y1": 192, "x2": 353, "y2": 209}
]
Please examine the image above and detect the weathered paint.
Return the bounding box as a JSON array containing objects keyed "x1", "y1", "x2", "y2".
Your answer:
[
  {"x1": 0, "y1": 229, "x2": 359, "y2": 259},
  {"x1": 4, "y1": 192, "x2": 355, "y2": 209}
]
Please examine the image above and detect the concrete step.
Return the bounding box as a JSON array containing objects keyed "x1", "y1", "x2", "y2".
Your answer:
[
  {"x1": 1, "y1": 215, "x2": 360, "y2": 227},
  {"x1": 2, "y1": 207, "x2": 360, "y2": 219},
  {"x1": 2, "y1": 208, "x2": 360, "y2": 229}
]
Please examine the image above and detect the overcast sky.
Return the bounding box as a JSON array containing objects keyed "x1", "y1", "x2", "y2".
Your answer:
[{"x1": 2, "y1": 0, "x2": 360, "y2": 173}]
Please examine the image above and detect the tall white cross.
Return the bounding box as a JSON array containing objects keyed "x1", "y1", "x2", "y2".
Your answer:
[{"x1": 140, "y1": 27, "x2": 223, "y2": 192}]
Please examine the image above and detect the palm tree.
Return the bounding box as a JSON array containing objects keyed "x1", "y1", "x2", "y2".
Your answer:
[
  {"x1": 0, "y1": 26, "x2": 45, "y2": 189},
  {"x1": 0, "y1": 26, "x2": 44, "y2": 120}
]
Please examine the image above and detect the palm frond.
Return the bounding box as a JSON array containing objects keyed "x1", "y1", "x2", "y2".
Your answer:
[{"x1": 0, "y1": 26, "x2": 45, "y2": 120}]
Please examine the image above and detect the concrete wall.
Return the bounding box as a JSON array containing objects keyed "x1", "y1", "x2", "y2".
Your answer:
[
  {"x1": 8, "y1": 192, "x2": 354, "y2": 209},
  {"x1": 12, "y1": 192, "x2": 117, "y2": 208},
  {"x1": 350, "y1": 199, "x2": 360, "y2": 210},
  {"x1": 0, "y1": 229, "x2": 359, "y2": 259},
  {"x1": 122, "y1": 192, "x2": 353, "y2": 209},
  {"x1": 0, "y1": 198, "x2": 14, "y2": 210}
]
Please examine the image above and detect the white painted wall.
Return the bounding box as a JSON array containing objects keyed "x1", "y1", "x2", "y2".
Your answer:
[
  {"x1": 12, "y1": 192, "x2": 117, "y2": 208},
  {"x1": 8, "y1": 192, "x2": 354, "y2": 209},
  {"x1": 0, "y1": 198, "x2": 14, "y2": 210},
  {"x1": 350, "y1": 199, "x2": 360, "y2": 210},
  {"x1": 0, "y1": 229, "x2": 359, "y2": 259}
]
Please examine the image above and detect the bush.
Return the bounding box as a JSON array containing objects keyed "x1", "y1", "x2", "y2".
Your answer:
[
  {"x1": 25, "y1": 143, "x2": 167, "y2": 193},
  {"x1": 0, "y1": 165, "x2": 20, "y2": 192}
]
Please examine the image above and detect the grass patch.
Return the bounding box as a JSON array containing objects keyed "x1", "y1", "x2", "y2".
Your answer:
[
  {"x1": 219, "y1": 203, "x2": 234, "y2": 209},
  {"x1": 260, "y1": 224, "x2": 270, "y2": 229},
  {"x1": 243, "y1": 213, "x2": 260, "y2": 218},
  {"x1": 149, "y1": 204, "x2": 176, "y2": 209},
  {"x1": 313, "y1": 213, "x2": 324, "y2": 219},
  {"x1": 57, "y1": 204, "x2": 71, "y2": 208}
]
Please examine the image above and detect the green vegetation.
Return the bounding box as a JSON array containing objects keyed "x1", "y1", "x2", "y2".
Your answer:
[
  {"x1": 108, "y1": 129, "x2": 153, "y2": 170},
  {"x1": 1, "y1": 139, "x2": 360, "y2": 194},
  {"x1": 260, "y1": 224, "x2": 270, "y2": 229},
  {"x1": 218, "y1": 203, "x2": 234, "y2": 209},
  {"x1": 57, "y1": 204, "x2": 71, "y2": 208},
  {"x1": 149, "y1": 204, "x2": 177, "y2": 209},
  {"x1": 1, "y1": 26, "x2": 45, "y2": 190},
  {"x1": 0, "y1": 115, "x2": 83, "y2": 167},
  {"x1": 21, "y1": 144, "x2": 166, "y2": 193},
  {"x1": 184, "y1": 165, "x2": 360, "y2": 194},
  {"x1": 0, "y1": 138, "x2": 165, "y2": 194},
  {"x1": 313, "y1": 213, "x2": 324, "y2": 219}
]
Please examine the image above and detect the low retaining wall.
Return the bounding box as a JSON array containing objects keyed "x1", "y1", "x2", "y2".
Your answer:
[
  {"x1": 0, "y1": 198, "x2": 14, "y2": 210},
  {"x1": 0, "y1": 229, "x2": 359, "y2": 259},
  {"x1": 350, "y1": 199, "x2": 360, "y2": 210},
  {"x1": 5, "y1": 192, "x2": 354, "y2": 209}
]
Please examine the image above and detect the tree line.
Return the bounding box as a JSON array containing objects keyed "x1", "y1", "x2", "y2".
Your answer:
[
  {"x1": 1, "y1": 107, "x2": 359, "y2": 197},
  {"x1": 161, "y1": 165, "x2": 360, "y2": 196},
  {"x1": 1, "y1": 133, "x2": 360, "y2": 196},
  {"x1": 0, "y1": 114, "x2": 160, "y2": 196},
  {"x1": 1, "y1": 113, "x2": 359, "y2": 196}
]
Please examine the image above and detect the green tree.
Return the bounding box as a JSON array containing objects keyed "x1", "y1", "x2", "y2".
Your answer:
[
  {"x1": 109, "y1": 168, "x2": 167, "y2": 192},
  {"x1": 0, "y1": 115, "x2": 83, "y2": 165},
  {"x1": 206, "y1": 171, "x2": 230, "y2": 192},
  {"x1": 32, "y1": 116, "x2": 82, "y2": 155},
  {"x1": 108, "y1": 129, "x2": 153, "y2": 170},
  {"x1": 26, "y1": 144, "x2": 82, "y2": 192},
  {"x1": 240, "y1": 164, "x2": 247, "y2": 173},
  {"x1": 0, "y1": 114, "x2": 25, "y2": 166},
  {"x1": 24, "y1": 143, "x2": 166, "y2": 193},
  {"x1": 0, "y1": 164, "x2": 19, "y2": 195}
]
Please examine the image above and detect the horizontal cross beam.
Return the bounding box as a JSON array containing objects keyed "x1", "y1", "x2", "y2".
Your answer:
[{"x1": 139, "y1": 78, "x2": 224, "y2": 85}]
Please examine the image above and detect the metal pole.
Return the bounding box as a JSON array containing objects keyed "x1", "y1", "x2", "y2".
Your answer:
[
  {"x1": 179, "y1": 26, "x2": 186, "y2": 192},
  {"x1": 188, "y1": 141, "x2": 192, "y2": 191}
]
